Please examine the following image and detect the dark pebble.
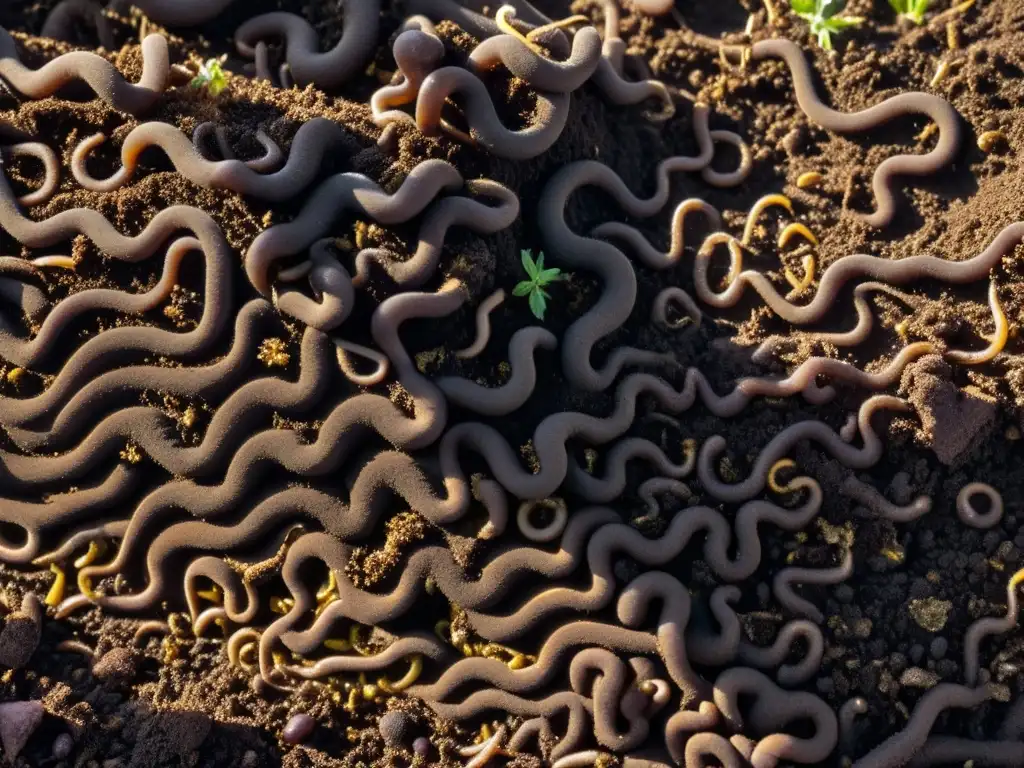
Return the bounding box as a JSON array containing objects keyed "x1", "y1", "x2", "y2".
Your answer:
[
  {"x1": 413, "y1": 737, "x2": 430, "y2": 757},
  {"x1": 929, "y1": 637, "x2": 948, "y2": 660},
  {"x1": 53, "y1": 733, "x2": 74, "y2": 760},
  {"x1": 378, "y1": 711, "x2": 411, "y2": 748},
  {"x1": 283, "y1": 714, "x2": 315, "y2": 745}
]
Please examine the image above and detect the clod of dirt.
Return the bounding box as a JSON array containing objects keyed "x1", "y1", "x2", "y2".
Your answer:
[
  {"x1": 91, "y1": 646, "x2": 139, "y2": 685},
  {"x1": 908, "y1": 597, "x2": 953, "y2": 632},
  {"x1": 0, "y1": 594, "x2": 42, "y2": 669},
  {"x1": 130, "y1": 711, "x2": 212, "y2": 767},
  {"x1": 0, "y1": 700, "x2": 44, "y2": 764},
  {"x1": 899, "y1": 667, "x2": 940, "y2": 689},
  {"x1": 378, "y1": 710, "x2": 412, "y2": 748},
  {"x1": 900, "y1": 355, "x2": 997, "y2": 466}
]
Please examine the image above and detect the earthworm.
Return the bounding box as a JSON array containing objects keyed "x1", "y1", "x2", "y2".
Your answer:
[
  {"x1": 110, "y1": 0, "x2": 237, "y2": 25},
  {"x1": 244, "y1": 159, "x2": 465, "y2": 296},
  {"x1": 852, "y1": 684, "x2": 997, "y2": 768},
  {"x1": 234, "y1": 2, "x2": 380, "y2": 90},
  {"x1": 569, "y1": 649, "x2": 654, "y2": 751},
  {"x1": 713, "y1": 666, "x2": 838, "y2": 768},
  {"x1": 552, "y1": 751, "x2": 602, "y2": 768},
  {"x1": 962, "y1": 567, "x2": 1024, "y2": 686},
  {"x1": 414, "y1": 66, "x2": 571, "y2": 160},
  {"x1": 686, "y1": 585, "x2": 742, "y2": 667},
  {"x1": 371, "y1": 30, "x2": 446, "y2": 127},
  {"x1": 41, "y1": 0, "x2": 115, "y2": 49},
  {"x1": 664, "y1": 701, "x2": 722, "y2": 763},
  {"x1": 566, "y1": 436, "x2": 696, "y2": 504},
  {"x1": 350, "y1": 178, "x2": 520, "y2": 288},
  {"x1": 737, "y1": 619, "x2": 825, "y2": 686},
  {"x1": 841, "y1": 475, "x2": 933, "y2": 522},
  {"x1": 697, "y1": 395, "x2": 910, "y2": 503},
  {"x1": 283, "y1": 634, "x2": 447, "y2": 681},
  {"x1": 133, "y1": 620, "x2": 170, "y2": 644},
  {"x1": 455, "y1": 289, "x2": 505, "y2": 358},
  {"x1": 31, "y1": 519, "x2": 128, "y2": 568},
  {"x1": 273, "y1": 239, "x2": 354, "y2": 332},
  {"x1": 226, "y1": 627, "x2": 261, "y2": 670},
  {"x1": 71, "y1": 118, "x2": 353, "y2": 200},
  {"x1": 592, "y1": 197, "x2": 722, "y2": 270},
  {"x1": 465, "y1": 725, "x2": 506, "y2": 768},
  {"x1": 683, "y1": 734, "x2": 747, "y2": 768},
  {"x1": 468, "y1": 25, "x2": 602, "y2": 93},
  {"x1": 703, "y1": 130, "x2": 755, "y2": 188},
  {"x1": 651, "y1": 287, "x2": 702, "y2": 330},
  {"x1": 2, "y1": 142, "x2": 60, "y2": 206},
  {"x1": 750, "y1": 38, "x2": 962, "y2": 228},
  {"x1": 537, "y1": 109, "x2": 716, "y2": 390},
  {"x1": 907, "y1": 738, "x2": 1024, "y2": 766},
  {"x1": 956, "y1": 482, "x2": 1004, "y2": 529},
  {"x1": 403, "y1": 0, "x2": 559, "y2": 42},
  {"x1": 515, "y1": 498, "x2": 568, "y2": 542},
  {"x1": 184, "y1": 557, "x2": 258, "y2": 627},
  {"x1": 946, "y1": 281, "x2": 1009, "y2": 365},
  {"x1": 333, "y1": 339, "x2": 390, "y2": 387},
  {"x1": 250, "y1": 42, "x2": 294, "y2": 90},
  {"x1": 839, "y1": 697, "x2": 868, "y2": 756},
  {"x1": 437, "y1": 327, "x2": 556, "y2": 416},
  {"x1": 636, "y1": 477, "x2": 691, "y2": 520},
  {"x1": 56, "y1": 639, "x2": 96, "y2": 658},
  {"x1": 773, "y1": 549, "x2": 854, "y2": 623},
  {"x1": 0, "y1": 28, "x2": 170, "y2": 115},
  {"x1": 192, "y1": 122, "x2": 285, "y2": 173},
  {"x1": 633, "y1": 0, "x2": 675, "y2": 15}
]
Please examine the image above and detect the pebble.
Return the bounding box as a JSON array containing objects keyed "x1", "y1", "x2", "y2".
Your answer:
[
  {"x1": 0, "y1": 700, "x2": 45, "y2": 763},
  {"x1": 929, "y1": 637, "x2": 948, "y2": 660},
  {"x1": 834, "y1": 584, "x2": 854, "y2": 604},
  {"x1": 910, "y1": 644, "x2": 925, "y2": 664},
  {"x1": 378, "y1": 711, "x2": 411, "y2": 748},
  {"x1": 413, "y1": 737, "x2": 430, "y2": 757},
  {"x1": 283, "y1": 713, "x2": 316, "y2": 745},
  {"x1": 92, "y1": 647, "x2": 138, "y2": 685},
  {"x1": 53, "y1": 733, "x2": 75, "y2": 760}
]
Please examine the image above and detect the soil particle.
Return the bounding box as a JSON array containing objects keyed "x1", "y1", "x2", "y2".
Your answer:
[
  {"x1": 91, "y1": 647, "x2": 139, "y2": 686},
  {"x1": 908, "y1": 596, "x2": 953, "y2": 632},
  {"x1": 0, "y1": 607, "x2": 41, "y2": 671}
]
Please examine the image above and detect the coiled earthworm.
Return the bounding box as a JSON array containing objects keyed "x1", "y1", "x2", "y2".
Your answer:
[
  {"x1": 737, "y1": 619, "x2": 825, "y2": 686},
  {"x1": 272, "y1": 239, "x2": 354, "y2": 332},
  {"x1": 852, "y1": 683, "x2": 997, "y2": 768},
  {"x1": 2, "y1": 142, "x2": 60, "y2": 207},
  {"x1": 372, "y1": 30, "x2": 446, "y2": 127},
  {"x1": 31, "y1": 519, "x2": 129, "y2": 568},
  {"x1": 773, "y1": 549, "x2": 854, "y2": 623},
  {"x1": 566, "y1": 436, "x2": 696, "y2": 504},
  {"x1": 351, "y1": 178, "x2": 520, "y2": 289},
  {"x1": 956, "y1": 482, "x2": 1004, "y2": 529},
  {"x1": 191, "y1": 122, "x2": 284, "y2": 173},
  {"x1": 651, "y1": 287, "x2": 702, "y2": 329},
  {"x1": 333, "y1": 339, "x2": 390, "y2": 387},
  {"x1": 455, "y1": 288, "x2": 505, "y2": 358},
  {"x1": 234, "y1": 2, "x2": 380, "y2": 90},
  {"x1": 841, "y1": 475, "x2": 933, "y2": 522},
  {"x1": 516, "y1": 498, "x2": 568, "y2": 543},
  {"x1": 962, "y1": 566, "x2": 1023, "y2": 686},
  {"x1": 71, "y1": 117, "x2": 353, "y2": 200},
  {"x1": 0, "y1": 27, "x2": 170, "y2": 114},
  {"x1": 750, "y1": 38, "x2": 962, "y2": 228},
  {"x1": 468, "y1": 25, "x2": 602, "y2": 93},
  {"x1": 244, "y1": 159, "x2": 465, "y2": 296},
  {"x1": 41, "y1": 0, "x2": 115, "y2": 49},
  {"x1": 184, "y1": 557, "x2": 258, "y2": 628},
  {"x1": 698, "y1": 395, "x2": 910, "y2": 503},
  {"x1": 437, "y1": 327, "x2": 555, "y2": 416}
]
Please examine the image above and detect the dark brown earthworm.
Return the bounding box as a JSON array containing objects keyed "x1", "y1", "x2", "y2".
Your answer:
[
  {"x1": 72, "y1": 118, "x2": 353, "y2": 200},
  {"x1": 273, "y1": 240, "x2": 354, "y2": 332},
  {"x1": 351, "y1": 178, "x2": 520, "y2": 288},
  {"x1": 684, "y1": 733, "x2": 747, "y2": 768},
  {"x1": 2, "y1": 142, "x2": 60, "y2": 206},
  {"x1": 437, "y1": 327, "x2": 556, "y2": 416},
  {"x1": 751, "y1": 38, "x2": 962, "y2": 228},
  {"x1": 234, "y1": 2, "x2": 380, "y2": 90},
  {"x1": 0, "y1": 28, "x2": 170, "y2": 114},
  {"x1": 907, "y1": 738, "x2": 1024, "y2": 766},
  {"x1": 191, "y1": 122, "x2": 285, "y2": 173},
  {"x1": 841, "y1": 475, "x2": 932, "y2": 522},
  {"x1": 956, "y1": 482, "x2": 1004, "y2": 529},
  {"x1": 697, "y1": 395, "x2": 910, "y2": 503},
  {"x1": 41, "y1": 0, "x2": 115, "y2": 49},
  {"x1": 244, "y1": 159, "x2": 465, "y2": 296},
  {"x1": 651, "y1": 287, "x2": 702, "y2": 330},
  {"x1": 569, "y1": 648, "x2": 653, "y2": 751},
  {"x1": 415, "y1": 66, "x2": 570, "y2": 160},
  {"x1": 962, "y1": 567, "x2": 1023, "y2": 687},
  {"x1": 737, "y1": 619, "x2": 825, "y2": 687},
  {"x1": 468, "y1": 25, "x2": 602, "y2": 92},
  {"x1": 371, "y1": 30, "x2": 446, "y2": 127},
  {"x1": 592, "y1": 197, "x2": 722, "y2": 269},
  {"x1": 455, "y1": 288, "x2": 505, "y2": 358},
  {"x1": 109, "y1": 0, "x2": 237, "y2": 26},
  {"x1": 566, "y1": 436, "x2": 695, "y2": 503},
  {"x1": 852, "y1": 684, "x2": 997, "y2": 768},
  {"x1": 403, "y1": 0, "x2": 558, "y2": 41},
  {"x1": 773, "y1": 549, "x2": 854, "y2": 623},
  {"x1": 839, "y1": 696, "x2": 868, "y2": 756}
]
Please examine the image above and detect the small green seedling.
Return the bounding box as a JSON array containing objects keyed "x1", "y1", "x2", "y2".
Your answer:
[
  {"x1": 888, "y1": 0, "x2": 930, "y2": 24},
  {"x1": 790, "y1": 0, "x2": 864, "y2": 50},
  {"x1": 191, "y1": 56, "x2": 228, "y2": 96},
  {"x1": 513, "y1": 249, "x2": 563, "y2": 320}
]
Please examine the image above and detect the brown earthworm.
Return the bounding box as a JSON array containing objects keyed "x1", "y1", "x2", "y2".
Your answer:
[
  {"x1": 468, "y1": 25, "x2": 602, "y2": 93},
  {"x1": 437, "y1": 327, "x2": 556, "y2": 416},
  {"x1": 750, "y1": 38, "x2": 962, "y2": 228},
  {"x1": 945, "y1": 281, "x2": 1009, "y2": 365},
  {"x1": 0, "y1": 27, "x2": 170, "y2": 114},
  {"x1": 737, "y1": 619, "x2": 825, "y2": 686},
  {"x1": 633, "y1": 0, "x2": 676, "y2": 15},
  {"x1": 371, "y1": 30, "x2": 446, "y2": 127},
  {"x1": 2, "y1": 143, "x2": 60, "y2": 206},
  {"x1": 133, "y1": 620, "x2": 170, "y2": 645},
  {"x1": 272, "y1": 239, "x2": 354, "y2": 332},
  {"x1": 184, "y1": 557, "x2": 258, "y2": 628},
  {"x1": 282, "y1": 634, "x2": 447, "y2": 681},
  {"x1": 516, "y1": 498, "x2": 568, "y2": 542},
  {"x1": 552, "y1": 751, "x2": 602, "y2": 768},
  {"x1": 592, "y1": 197, "x2": 722, "y2": 269},
  {"x1": 109, "y1": 0, "x2": 237, "y2": 25},
  {"x1": 852, "y1": 684, "x2": 997, "y2": 768},
  {"x1": 566, "y1": 436, "x2": 696, "y2": 503},
  {"x1": 956, "y1": 482, "x2": 1004, "y2": 529},
  {"x1": 841, "y1": 475, "x2": 933, "y2": 522},
  {"x1": 191, "y1": 122, "x2": 285, "y2": 173},
  {"x1": 636, "y1": 477, "x2": 691, "y2": 521},
  {"x1": 651, "y1": 287, "x2": 702, "y2": 329},
  {"x1": 962, "y1": 566, "x2": 1023, "y2": 687},
  {"x1": 234, "y1": 2, "x2": 380, "y2": 90},
  {"x1": 333, "y1": 339, "x2": 390, "y2": 387},
  {"x1": 403, "y1": 0, "x2": 559, "y2": 42},
  {"x1": 773, "y1": 549, "x2": 854, "y2": 623},
  {"x1": 455, "y1": 288, "x2": 506, "y2": 358},
  {"x1": 41, "y1": 0, "x2": 115, "y2": 49},
  {"x1": 839, "y1": 696, "x2": 868, "y2": 756},
  {"x1": 31, "y1": 519, "x2": 129, "y2": 567},
  {"x1": 71, "y1": 118, "x2": 353, "y2": 200},
  {"x1": 244, "y1": 159, "x2": 465, "y2": 296},
  {"x1": 684, "y1": 734, "x2": 747, "y2": 768},
  {"x1": 907, "y1": 738, "x2": 1024, "y2": 766}
]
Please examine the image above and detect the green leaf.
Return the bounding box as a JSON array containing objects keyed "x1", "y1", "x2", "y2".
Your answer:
[
  {"x1": 535, "y1": 251, "x2": 545, "y2": 271},
  {"x1": 528, "y1": 289, "x2": 546, "y2": 320},
  {"x1": 520, "y1": 249, "x2": 539, "y2": 280},
  {"x1": 536, "y1": 267, "x2": 562, "y2": 285},
  {"x1": 789, "y1": 0, "x2": 816, "y2": 14},
  {"x1": 512, "y1": 281, "x2": 534, "y2": 297},
  {"x1": 827, "y1": 15, "x2": 863, "y2": 29},
  {"x1": 817, "y1": 26, "x2": 833, "y2": 49}
]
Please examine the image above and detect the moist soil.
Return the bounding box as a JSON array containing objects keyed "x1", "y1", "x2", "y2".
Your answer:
[{"x1": 0, "y1": 0, "x2": 1023, "y2": 766}]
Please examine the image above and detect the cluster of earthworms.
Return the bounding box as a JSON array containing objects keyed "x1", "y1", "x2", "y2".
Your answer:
[{"x1": 1, "y1": 1, "x2": 1022, "y2": 766}]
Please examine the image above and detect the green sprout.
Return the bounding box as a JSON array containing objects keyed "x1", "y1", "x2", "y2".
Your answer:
[
  {"x1": 190, "y1": 56, "x2": 228, "y2": 96},
  {"x1": 790, "y1": 0, "x2": 864, "y2": 50},
  {"x1": 513, "y1": 249, "x2": 563, "y2": 320},
  {"x1": 888, "y1": 0, "x2": 930, "y2": 24}
]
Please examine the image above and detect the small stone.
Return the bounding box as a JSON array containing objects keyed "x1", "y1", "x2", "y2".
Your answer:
[
  {"x1": 413, "y1": 737, "x2": 430, "y2": 757},
  {"x1": 900, "y1": 667, "x2": 940, "y2": 689},
  {"x1": 0, "y1": 700, "x2": 45, "y2": 763},
  {"x1": 910, "y1": 644, "x2": 925, "y2": 664},
  {"x1": 378, "y1": 711, "x2": 411, "y2": 748},
  {"x1": 929, "y1": 637, "x2": 948, "y2": 660},
  {"x1": 283, "y1": 714, "x2": 315, "y2": 745},
  {"x1": 52, "y1": 733, "x2": 74, "y2": 760},
  {"x1": 92, "y1": 648, "x2": 138, "y2": 685},
  {"x1": 834, "y1": 584, "x2": 854, "y2": 604},
  {"x1": 908, "y1": 597, "x2": 952, "y2": 632}
]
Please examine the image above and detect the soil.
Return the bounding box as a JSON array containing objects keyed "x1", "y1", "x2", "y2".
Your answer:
[{"x1": 0, "y1": 0, "x2": 1023, "y2": 766}]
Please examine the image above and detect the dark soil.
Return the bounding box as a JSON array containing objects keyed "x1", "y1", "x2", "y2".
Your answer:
[{"x1": 1, "y1": 0, "x2": 1023, "y2": 766}]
